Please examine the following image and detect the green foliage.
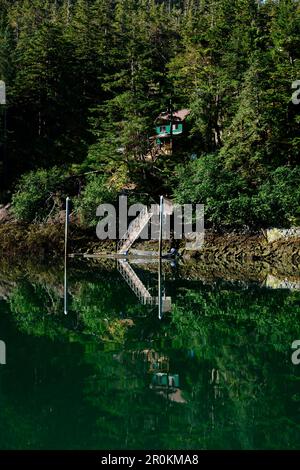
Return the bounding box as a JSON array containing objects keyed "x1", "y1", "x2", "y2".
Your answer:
[
  {"x1": 174, "y1": 158, "x2": 300, "y2": 228},
  {"x1": 11, "y1": 167, "x2": 66, "y2": 222},
  {"x1": 173, "y1": 154, "x2": 253, "y2": 227},
  {"x1": 1, "y1": 0, "x2": 299, "y2": 228},
  {"x1": 75, "y1": 173, "x2": 120, "y2": 227},
  {"x1": 255, "y1": 166, "x2": 300, "y2": 226}
]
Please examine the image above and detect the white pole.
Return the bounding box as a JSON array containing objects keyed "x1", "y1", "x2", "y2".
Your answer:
[
  {"x1": 158, "y1": 195, "x2": 164, "y2": 320},
  {"x1": 64, "y1": 197, "x2": 70, "y2": 259},
  {"x1": 0, "y1": 81, "x2": 6, "y2": 105},
  {"x1": 64, "y1": 197, "x2": 70, "y2": 315},
  {"x1": 158, "y1": 257, "x2": 162, "y2": 320},
  {"x1": 158, "y1": 195, "x2": 164, "y2": 259}
]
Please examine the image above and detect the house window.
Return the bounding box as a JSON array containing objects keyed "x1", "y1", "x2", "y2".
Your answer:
[
  {"x1": 172, "y1": 123, "x2": 179, "y2": 130},
  {"x1": 160, "y1": 126, "x2": 166, "y2": 133}
]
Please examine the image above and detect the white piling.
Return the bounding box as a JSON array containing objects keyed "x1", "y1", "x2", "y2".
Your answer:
[
  {"x1": 158, "y1": 195, "x2": 164, "y2": 259},
  {"x1": 158, "y1": 195, "x2": 164, "y2": 320},
  {"x1": 64, "y1": 197, "x2": 70, "y2": 315}
]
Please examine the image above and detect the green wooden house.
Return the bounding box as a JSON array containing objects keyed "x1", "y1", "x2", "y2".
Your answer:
[{"x1": 155, "y1": 108, "x2": 190, "y2": 155}]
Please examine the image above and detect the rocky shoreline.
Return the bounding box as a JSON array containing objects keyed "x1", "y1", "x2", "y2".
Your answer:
[
  {"x1": 183, "y1": 230, "x2": 300, "y2": 265},
  {"x1": 0, "y1": 220, "x2": 299, "y2": 295},
  {"x1": 0, "y1": 220, "x2": 299, "y2": 268}
]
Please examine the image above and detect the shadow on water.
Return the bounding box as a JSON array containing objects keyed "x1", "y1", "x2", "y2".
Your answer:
[{"x1": 0, "y1": 257, "x2": 300, "y2": 449}]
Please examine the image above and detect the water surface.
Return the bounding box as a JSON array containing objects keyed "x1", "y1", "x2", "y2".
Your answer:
[{"x1": 0, "y1": 259, "x2": 300, "y2": 450}]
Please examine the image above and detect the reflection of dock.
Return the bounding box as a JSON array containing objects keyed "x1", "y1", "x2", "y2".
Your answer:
[
  {"x1": 118, "y1": 259, "x2": 152, "y2": 303},
  {"x1": 117, "y1": 260, "x2": 172, "y2": 312}
]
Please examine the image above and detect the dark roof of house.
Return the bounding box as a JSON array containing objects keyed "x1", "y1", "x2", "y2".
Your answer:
[{"x1": 156, "y1": 108, "x2": 191, "y2": 123}]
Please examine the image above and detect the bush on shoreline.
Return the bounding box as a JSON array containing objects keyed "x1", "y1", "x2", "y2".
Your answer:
[
  {"x1": 174, "y1": 159, "x2": 300, "y2": 229},
  {"x1": 11, "y1": 168, "x2": 67, "y2": 223}
]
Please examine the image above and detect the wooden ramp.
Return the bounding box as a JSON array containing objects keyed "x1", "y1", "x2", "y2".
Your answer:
[
  {"x1": 117, "y1": 207, "x2": 153, "y2": 254},
  {"x1": 117, "y1": 259, "x2": 152, "y2": 304},
  {"x1": 117, "y1": 199, "x2": 174, "y2": 255}
]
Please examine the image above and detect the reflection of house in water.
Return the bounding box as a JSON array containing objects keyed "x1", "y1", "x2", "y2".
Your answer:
[
  {"x1": 150, "y1": 373, "x2": 186, "y2": 404},
  {"x1": 127, "y1": 349, "x2": 169, "y2": 373},
  {"x1": 137, "y1": 351, "x2": 186, "y2": 404},
  {"x1": 143, "y1": 349, "x2": 169, "y2": 373},
  {"x1": 152, "y1": 372, "x2": 179, "y2": 387},
  {"x1": 113, "y1": 348, "x2": 186, "y2": 403}
]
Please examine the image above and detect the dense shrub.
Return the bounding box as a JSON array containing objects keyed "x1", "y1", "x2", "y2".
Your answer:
[
  {"x1": 75, "y1": 174, "x2": 120, "y2": 228},
  {"x1": 11, "y1": 168, "x2": 66, "y2": 223},
  {"x1": 254, "y1": 167, "x2": 300, "y2": 227},
  {"x1": 173, "y1": 156, "x2": 300, "y2": 228}
]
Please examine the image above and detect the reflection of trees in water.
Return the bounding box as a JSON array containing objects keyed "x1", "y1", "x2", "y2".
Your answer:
[{"x1": 2, "y1": 271, "x2": 300, "y2": 448}]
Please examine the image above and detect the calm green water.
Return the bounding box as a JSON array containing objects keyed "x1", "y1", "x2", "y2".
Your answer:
[{"x1": 0, "y1": 260, "x2": 300, "y2": 450}]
